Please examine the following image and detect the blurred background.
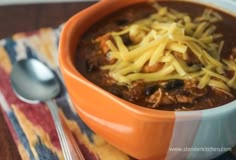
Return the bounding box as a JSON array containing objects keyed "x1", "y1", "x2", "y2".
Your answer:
[{"x1": 0, "y1": 0, "x2": 97, "y2": 5}]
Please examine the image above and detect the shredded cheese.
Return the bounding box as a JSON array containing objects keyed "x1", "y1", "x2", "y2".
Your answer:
[{"x1": 99, "y1": 2, "x2": 236, "y2": 94}]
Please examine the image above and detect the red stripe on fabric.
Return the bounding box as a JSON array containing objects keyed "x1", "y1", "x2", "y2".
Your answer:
[
  {"x1": 0, "y1": 66, "x2": 61, "y2": 149},
  {"x1": 24, "y1": 30, "x2": 40, "y2": 37}
]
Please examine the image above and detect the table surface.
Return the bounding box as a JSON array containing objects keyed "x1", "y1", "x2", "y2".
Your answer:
[{"x1": 0, "y1": 2, "x2": 95, "y2": 160}]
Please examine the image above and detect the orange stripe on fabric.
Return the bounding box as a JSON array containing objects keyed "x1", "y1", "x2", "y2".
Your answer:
[
  {"x1": 0, "y1": 46, "x2": 12, "y2": 73},
  {"x1": 17, "y1": 143, "x2": 31, "y2": 160}
]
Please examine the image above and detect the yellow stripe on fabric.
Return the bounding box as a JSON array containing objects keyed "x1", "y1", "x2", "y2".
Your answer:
[
  {"x1": 38, "y1": 28, "x2": 58, "y2": 68},
  {"x1": 0, "y1": 46, "x2": 12, "y2": 73},
  {"x1": 91, "y1": 135, "x2": 130, "y2": 160},
  {"x1": 12, "y1": 105, "x2": 63, "y2": 160}
]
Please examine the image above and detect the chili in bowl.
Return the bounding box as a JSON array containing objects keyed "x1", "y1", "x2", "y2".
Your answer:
[{"x1": 59, "y1": 0, "x2": 236, "y2": 159}]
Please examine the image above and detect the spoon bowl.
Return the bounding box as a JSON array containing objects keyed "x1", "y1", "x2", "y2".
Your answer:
[
  {"x1": 11, "y1": 58, "x2": 61, "y2": 103},
  {"x1": 10, "y1": 58, "x2": 73, "y2": 160}
]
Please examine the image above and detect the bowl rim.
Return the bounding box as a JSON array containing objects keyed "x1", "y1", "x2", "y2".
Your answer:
[{"x1": 59, "y1": 0, "x2": 236, "y2": 118}]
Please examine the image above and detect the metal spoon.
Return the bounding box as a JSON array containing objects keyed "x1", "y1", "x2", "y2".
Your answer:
[{"x1": 10, "y1": 58, "x2": 73, "y2": 160}]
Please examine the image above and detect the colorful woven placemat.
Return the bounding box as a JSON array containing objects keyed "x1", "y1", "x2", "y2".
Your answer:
[{"x1": 0, "y1": 24, "x2": 235, "y2": 160}]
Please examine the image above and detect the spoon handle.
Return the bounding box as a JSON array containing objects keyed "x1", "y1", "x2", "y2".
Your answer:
[
  {"x1": 59, "y1": 111, "x2": 86, "y2": 160},
  {"x1": 46, "y1": 100, "x2": 74, "y2": 160}
]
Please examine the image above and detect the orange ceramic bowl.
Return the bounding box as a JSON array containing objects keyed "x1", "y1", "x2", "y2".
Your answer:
[{"x1": 59, "y1": 0, "x2": 236, "y2": 160}]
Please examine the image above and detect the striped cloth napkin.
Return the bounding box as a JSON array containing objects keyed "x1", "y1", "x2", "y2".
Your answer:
[
  {"x1": 0, "y1": 25, "x2": 133, "y2": 160},
  {"x1": 0, "y1": 25, "x2": 235, "y2": 160}
]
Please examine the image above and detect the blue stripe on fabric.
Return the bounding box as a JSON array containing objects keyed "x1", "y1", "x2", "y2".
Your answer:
[
  {"x1": 35, "y1": 137, "x2": 59, "y2": 160},
  {"x1": 3, "y1": 38, "x2": 17, "y2": 64},
  {"x1": 56, "y1": 96, "x2": 94, "y2": 143},
  {"x1": 8, "y1": 112, "x2": 35, "y2": 160},
  {"x1": 25, "y1": 45, "x2": 38, "y2": 59}
]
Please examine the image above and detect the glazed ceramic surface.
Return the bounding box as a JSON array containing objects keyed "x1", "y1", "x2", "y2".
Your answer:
[{"x1": 59, "y1": 0, "x2": 236, "y2": 159}]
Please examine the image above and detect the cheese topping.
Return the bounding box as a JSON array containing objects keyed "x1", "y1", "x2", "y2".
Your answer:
[{"x1": 99, "y1": 3, "x2": 236, "y2": 93}]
